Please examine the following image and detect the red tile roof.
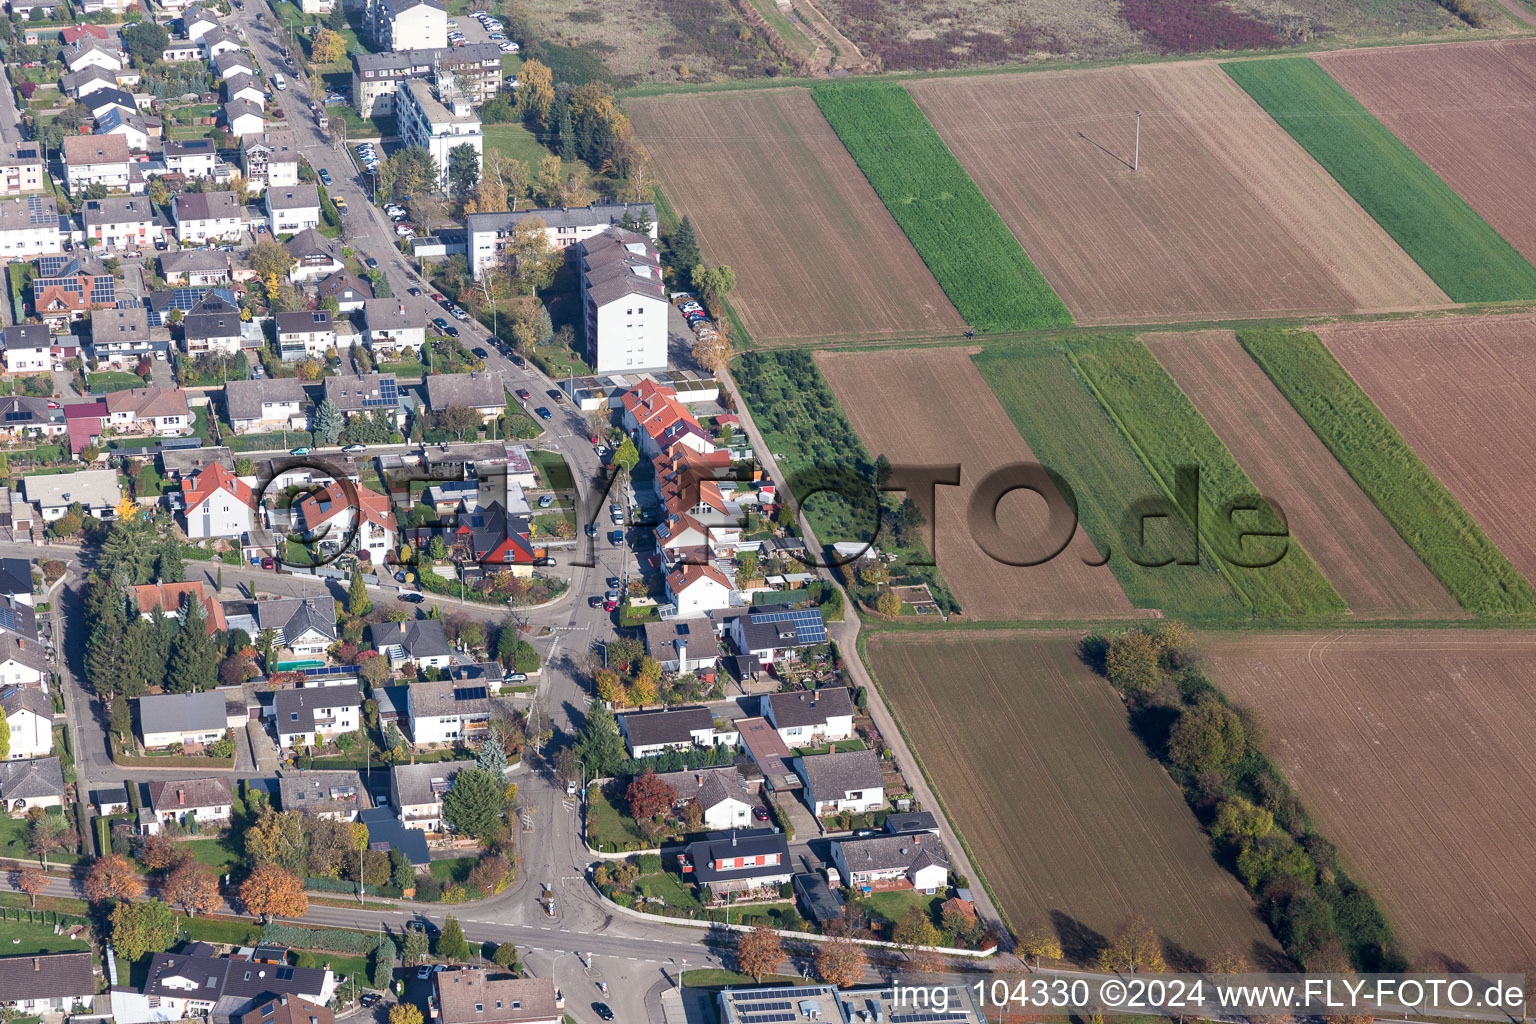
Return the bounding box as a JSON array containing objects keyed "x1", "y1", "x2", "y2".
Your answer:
[
  {"x1": 129, "y1": 581, "x2": 227, "y2": 633},
  {"x1": 181, "y1": 462, "x2": 255, "y2": 512},
  {"x1": 667, "y1": 563, "x2": 731, "y2": 594},
  {"x1": 295, "y1": 481, "x2": 395, "y2": 534}
]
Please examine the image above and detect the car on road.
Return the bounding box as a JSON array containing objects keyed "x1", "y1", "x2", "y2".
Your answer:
[
  {"x1": 261, "y1": 557, "x2": 275, "y2": 570},
  {"x1": 472, "y1": 347, "x2": 487, "y2": 358},
  {"x1": 547, "y1": 388, "x2": 563, "y2": 402},
  {"x1": 395, "y1": 572, "x2": 407, "y2": 582},
  {"x1": 450, "y1": 305, "x2": 469, "y2": 320},
  {"x1": 289, "y1": 446, "x2": 311, "y2": 455},
  {"x1": 584, "y1": 524, "x2": 597, "y2": 537},
  {"x1": 359, "y1": 995, "x2": 380, "y2": 1007},
  {"x1": 365, "y1": 257, "x2": 379, "y2": 269},
  {"x1": 515, "y1": 388, "x2": 531, "y2": 400},
  {"x1": 594, "y1": 444, "x2": 608, "y2": 457},
  {"x1": 588, "y1": 596, "x2": 603, "y2": 609},
  {"x1": 399, "y1": 592, "x2": 424, "y2": 603},
  {"x1": 341, "y1": 443, "x2": 366, "y2": 453},
  {"x1": 416, "y1": 967, "x2": 432, "y2": 981},
  {"x1": 607, "y1": 577, "x2": 621, "y2": 590},
  {"x1": 608, "y1": 530, "x2": 623, "y2": 547},
  {"x1": 444, "y1": 325, "x2": 459, "y2": 337},
  {"x1": 431, "y1": 291, "x2": 446, "y2": 301},
  {"x1": 433, "y1": 317, "x2": 450, "y2": 332},
  {"x1": 439, "y1": 298, "x2": 455, "y2": 311},
  {"x1": 509, "y1": 354, "x2": 525, "y2": 367},
  {"x1": 535, "y1": 406, "x2": 552, "y2": 420},
  {"x1": 333, "y1": 197, "x2": 348, "y2": 215},
  {"x1": 535, "y1": 556, "x2": 556, "y2": 565},
  {"x1": 593, "y1": 1004, "x2": 615, "y2": 1022},
  {"x1": 753, "y1": 806, "x2": 770, "y2": 821},
  {"x1": 602, "y1": 599, "x2": 617, "y2": 612},
  {"x1": 408, "y1": 286, "x2": 422, "y2": 296},
  {"x1": 273, "y1": 73, "x2": 287, "y2": 90}
]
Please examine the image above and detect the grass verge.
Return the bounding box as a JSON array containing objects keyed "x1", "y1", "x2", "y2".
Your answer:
[{"x1": 1238, "y1": 327, "x2": 1536, "y2": 615}]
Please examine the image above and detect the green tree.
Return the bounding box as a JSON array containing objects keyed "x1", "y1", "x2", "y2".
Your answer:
[
  {"x1": 612, "y1": 436, "x2": 639, "y2": 474},
  {"x1": 0, "y1": 706, "x2": 8, "y2": 760},
  {"x1": 314, "y1": 398, "x2": 343, "y2": 445},
  {"x1": 86, "y1": 584, "x2": 128, "y2": 697},
  {"x1": 401, "y1": 929, "x2": 429, "y2": 966},
  {"x1": 499, "y1": 217, "x2": 561, "y2": 294},
  {"x1": 428, "y1": 535, "x2": 448, "y2": 561},
  {"x1": 436, "y1": 915, "x2": 471, "y2": 962},
  {"x1": 1105, "y1": 630, "x2": 1161, "y2": 692},
  {"x1": 370, "y1": 939, "x2": 395, "y2": 989},
  {"x1": 100, "y1": 519, "x2": 157, "y2": 585},
  {"x1": 121, "y1": 21, "x2": 169, "y2": 67},
  {"x1": 1166, "y1": 699, "x2": 1246, "y2": 773},
  {"x1": 378, "y1": 146, "x2": 441, "y2": 202},
  {"x1": 347, "y1": 565, "x2": 373, "y2": 618},
  {"x1": 447, "y1": 144, "x2": 479, "y2": 200},
  {"x1": 665, "y1": 215, "x2": 700, "y2": 275},
  {"x1": 107, "y1": 694, "x2": 131, "y2": 741},
  {"x1": 156, "y1": 535, "x2": 186, "y2": 584},
  {"x1": 476, "y1": 732, "x2": 508, "y2": 775},
  {"x1": 575, "y1": 703, "x2": 625, "y2": 780},
  {"x1": 491, "y1": 943, "x2": 519, "y2": 969},
  {"x1": 167, "y1": 598, "x2": 217, "y2": 692},
  {"x1": 442, "y1": 768, "x2": 502, "y2": 839},
  {"x1": 110, "y1": 899, "x2": 178, "y2": 962}
]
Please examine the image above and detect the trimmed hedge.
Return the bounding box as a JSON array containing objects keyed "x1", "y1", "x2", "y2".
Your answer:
[{"x1": 261, "y1": 923, "x2": 383, "y2": 955}]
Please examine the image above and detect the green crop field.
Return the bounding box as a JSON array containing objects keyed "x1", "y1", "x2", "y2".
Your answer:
[
  {"x1": 973, "y1": 344, "x2": 1244, "y2": 619},
  {"x1": 809, "y1": 83, "x2": 1072, "y2": 333},
  {"x1": 1238, "y1": 328, "x2": 1536, "y2": 616},
  {"x1": 1068, "y1": 336, "x2": 1345, "y2": 619},
  {"x1": 1222, "y1": 58, "x2": 1536, "y2": 303}
]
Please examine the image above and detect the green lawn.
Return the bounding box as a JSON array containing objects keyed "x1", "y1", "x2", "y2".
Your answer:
[
  {"x1": 973, "y1": 344, "x2": 1245, "y2": 619},
  {"x1": 851, "y1": 889, "x2": 943, "y2": 927},
  {"x1": 325, "y1": 105, "x2": 397, "y2": 140},
  {"x1": 1238, "y1": 328, "x2": 1536, "y2": 616},
  {"x1": 482, "y1": 122, "x2": 550, "y2": 170},
  {"x1": 1068, "y1": 336, "x2": 1345, "y2": 619},
  {"x1": 427, "y1": 856, "x2": 479, "y2": 883},
  {"x1": 1223, "y1": 58, "x2": 1536, "y2": 303},
  {"x1": 530, "y1": 449, "x2": 573, "y2": 491},
  {"x1": 180, "y1": 837, "x2": 242, "y2": 872},
  {"x1": 587, "y1": 785, "x2": 646, "y2": 851},
  {"x1": 810, "y1": 82, "x2": 1072, "y2": 333},
  {"x1": 87, "y1": 371, "x2": 147, "y2": 394},
  {"x1": 166, "y1": 124, "x2": 214, "y2": 141},
  {"x1": 633, "y1": 871, "x2": 699, "y2": 910},
  {"x1": 0, "y1": 918, "x2": 92, "y2": 956},
  {"x1": 790, "y1": 738, "x2": 866, "y2": 757},
  {"x1": 0, "y1": 814, "x2": 81, "y2": 866}
]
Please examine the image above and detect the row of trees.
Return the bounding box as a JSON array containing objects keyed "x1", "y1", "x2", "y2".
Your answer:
[{"x1": 86, "y1": 574, "x2": 234, "y2": 700}]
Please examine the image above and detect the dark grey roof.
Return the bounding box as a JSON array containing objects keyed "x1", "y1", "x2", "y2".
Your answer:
[
  {"x1": 213, "y1": 50, "x2": 256, "y2": 74},
  {"x1": 0, "y1": 952, "x2": 94, "y2": 1000},
  {"x1": 322, "y1": 372, "x2": 396, "y2": 412},
  {"x1": 795, "y1": 749, "x2": 882, "y2": 801},
  {"x1": 316, "y1": 270, "x2": 372, "y2": 304},
  {"x1": 835, "y1": 831, "x2": 949, "y2": 875},
  {"x1": 165, "y1": 138, "x2": 217, "y2": 157},
  {"x1": 406, "y1": 676, "x2": 491, "y2": 721},
  {"x1": 885, "y1": 811, "x2": 939, "y2": 835},
  {"x1": 143, "y1": 947, "x2": 330, "y2": 1008},
  {"x1": 792, "y1": 872, "x2": 845, "y2": 925},
  {"x1": 1, "y1": 324, "x2": 49, "y2": 351},
  {"x1": 173, "y1": 190, "x2": 242, "y2": 223},
  {"x1": 359, "y1": 805, "x2": 430, "y2": 865},
  {"x1": 616, "y1": 705, "x2": 713, "y2": 748},
  {"x1": 370, "y1": 618, "x2": 452, "y2": 660},
  {"x1": 390, "y1": 758, "x2": 474, "y2": 807},
  {"x1": 684, "y1": 828, "x2": 789, "y2": 885},
  {"x1": 138, "y1": 690, "x2": 228, "y2": 734},
  {"x1": 255, "y1": 597, "x2": 338, "y2": 645},
  {"x1": 273, "y1": 683, "x2": 360, "y2": 736},
  {"x1": 159, "y1": 249, "x2": 230, "y2": 276},
  {"x1": 0, "y1": 757, "x2": 64, "y2": 801},
  {"x1": 147, "y1": 776, "x2": 232, "y2": 811},
  {"x1": 182, "y1": 295, "x2": 243, "y2": 342},
  {"x1": 467, "y1": 202, "x2": 655, "y2": 236},
  {"x1": 763, "y1": 687, "x2": 852, "y2": 730},
  {"x1": 650, "y1": 766, "x2": 747, "y2": 811},
  {"x1": 352, "y1": 43, "x2": 499, "y2": 75},
  {"x1": 85, "y1": 87, "x2": 135, "y2": 113},
  {"x1": 83, "y1": 196, "x2": 153, "y2": 226},
  {"x1": 277, "y1": 771, "x2": 371, "y2": 817},
  {"x1": 642, "y1": 620, "x2": 718, "y2": 663},
  {"x1": 0, "y1": 558, "x2": 30, "y2": 597},
  {"x1": 0, "y1": 684, "x2": 49, "y2": 719},
  {"x1": 425, "y1": 371, "x2": 504, "y2": 412},
  {"x1": 733, "y1": 608, "x2": 827, "y2": 655},
  {"x1": 90, "y1": 783, "x2": 128, "y2": 808},
  {"x1": 274, "y1": 310, "x2": 333, "y2": 335},
  {"x1": 266, "y1": 184, "x2": 320, "y2": 211},
  {"x1": 286, "y1": 227, "x2": 340, "y2": 261}
]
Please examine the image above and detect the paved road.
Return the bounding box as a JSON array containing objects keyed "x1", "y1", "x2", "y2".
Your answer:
[{"x1": 0, "y1": 61, "x2": 24, "y2": 144}]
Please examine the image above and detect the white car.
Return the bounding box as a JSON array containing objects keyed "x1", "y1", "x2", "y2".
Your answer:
[
  {"x1": 273, "y1": 73, "x2": 286, "y2": 91},
  {"x1": 506, "y1": 41, "x2": 519, "y2": 51},
  {"x1": 498, "y1": 42, "x2": 515, "y2": 51},
  {"x1": 396, "y1": 224, "x2": 415, "y2": 237}
]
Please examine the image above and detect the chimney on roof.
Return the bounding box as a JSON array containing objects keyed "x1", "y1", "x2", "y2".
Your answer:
[
  {"x1": 33, "y1": 957, "x2": 40, "y2": 971},
  {"x1": 178, "y1": 789, "x2": 185, "y2": 805}
]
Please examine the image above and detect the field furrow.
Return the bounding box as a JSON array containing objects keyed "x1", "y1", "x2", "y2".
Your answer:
[{"x1": 1145, "y1": 330, "x2": 1461, "y2": 618}]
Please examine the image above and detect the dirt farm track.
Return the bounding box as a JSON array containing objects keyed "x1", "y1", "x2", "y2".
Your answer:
[{"x1": 1201, "y1": 630, "x2": 1536, "y2": 969}]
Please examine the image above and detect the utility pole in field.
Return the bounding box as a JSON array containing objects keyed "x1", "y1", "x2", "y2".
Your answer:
[{"x1": 1133, "y1": 110, "x2": 1141, "y2": 172}]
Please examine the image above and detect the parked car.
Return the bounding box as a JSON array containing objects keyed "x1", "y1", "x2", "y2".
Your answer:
[
  {"x1": 588, "y1": 596, "x2": 603, "y2": 609},
  {"x1": 360, "y1": 995, "x2": 380, "y2": 1007},
  {"x1": 515, "y1": 387, "x2": 531, "y2": 400},
  {"x1": 450, "y1": 306, "x2": 469, "y2": 320},
  {"x1": 538, "y1": 494, "x2": 554, "y2": 508},
  {"x1": 318, "y1": 168, "x2": 331, "y2": 185},
  {"x1": 408, "y1": 286, "x2": 422, "y2": 296},
  {"x1": 593, "y1": 1004, "x2": 615, "y2": 1022},
  {"x1": 546, "y1": 388, "x2": 563, "y2": 401},
  {"x1": 444, "y1": 325, "x2": 459, "y2": 337},
  {"x1": 433, "y1": 317, "x2": 450, "y2": 331},
  {"x1": 261, "y1": 557, "x2": 275, "y2": 570},
  {"x1": 505, "y1": 672, "x2": 529, "y2": 683},
  {"x1": 365, "y1": 257, "x2": 379, "y2": 269},
  {"x1": 753, "y1": 806, "x2": 770, "y2": 821},
  {"x1": 608, "y1": 530, "x2": 623, "y2": 547},
  {"x1": 535, "y1": 556, "x2": 556, "y2": 566},
  {"x1": 535, "y1": 406, "x2": 552, "y2": 420},
  {"x1": 333, "y1": 197, "x2": 348, "y2": 215},
  {"x1": 510, "y1": 354, "x2": 525, "y2": 367},
  {"x1": 607, "y1": 577, "x2": 621, "y2": 590},
  {"x1": 289, "y1": 446, "x2": 311, "y2": 455},
  {"x1": 341, "y1": 443, "x2": 366, "y2": 453},
  {"x1": 399, "y1": 592, "x2": 424, "y2": 603},
  {"x1": 584, "y1": 524, "x2": 597, "y2": 537},
  {"x1": 602, "y1": 599, "x2": 618, "y2": 612}
]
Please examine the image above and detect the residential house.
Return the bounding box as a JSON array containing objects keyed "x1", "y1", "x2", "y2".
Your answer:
[
  {"x1": 274, "y1": 309, "x2": 337, "y2": 360},
  {"x1": 138, "y1": 691, "x2": 232, "y2": 749},
  {"x1": 0, "y1": 560, "x2": 31, "y2": 608},
  {"x1": 255, "y1": 598, "x2": 338, "y2": 658},
  {"x1": 615, "y1": 705, "x2": 736, "y2": 759},
  {"x1": 1, "y1": 686, "x2": 52, "y2": 759},
  {"x1": 266, "y1": 184, "x2": 321, "y2": 235},
  {"x1": 578, "y1": 228, "x2": 666, "y2": 373},
  {"x1": 0, "y1": 952, "x2": 96, "y2": 1016},
  {"x1": 394, "y1": 76, "x2": 481, "y2": 192},
  {"x1": 83, "y1": 86, "x2": 136, "y2": 120},
  {"x1": 224, "y1": 377, "x2": 307, "y2": 433},
  {"x1": 94, "y1": 108, "x2": 153, "y2": 152},
  {"x1": 316, "y1": 269, "x2": 371, "y2": 311},
  {"x1": 452, "y1": 501, "x2": 535, "y2": 570},
  {"x1": 467, "y1": 202, "x2": 656, "y2": 279},
  {"x1": 161, "y1": 39, "x2": 204, "y2": 62},
  {"x1": 222, "y1": 98, "x2": 265, "y2": 139},
  {"x1": 370, "y1": 618, "x2": 453, "y2": 672},
  {"x1": 62, "y1": 400, "x2": 107, "y2": 458},
  {"x1": 24, "y1": 468, "x2": 120, "y2": 522},
  {"x1": 164, "y1": 137, "x2": 220, "y2": 178},
  {"x1": 160, "y1": 248, "x2": 233, "y2": 287},
  {"x1": 277, "y1": 771, "x2": 371, "y2": 820},
  {"x1": 0, "y1": 756, "x2": 64, "y2": 812},
  {"x1": 651, "y1": 766, "x2": 752, "y2": 830},
  {"x1": 832, "y1": 831, "x2": 949, "y2": 894},
  {"x1": 389, "y1": 758, "x2": 475, "y2": 831},
  {"x1": 621, "y1": 379, "x2": 716, "y2": 461},
  {"x1": 181, "y1": 293, "x2": 244, "y2": 354},
  {"x1": 358, "y1": 805, "x2": 430, "y2": 869},
  {"x1": 794, "y1": 749, "x2": 884, "y2": 816},
  {"x1": 404, "y1": 675, "x2": 490, "y2": 747},
  {"x1": 180, "y1": 462, "x2": 257, "y2": 540},
  {"x1": 666, "y1": 564, "x2": 734, "y2": 619},
  {"x1": 363, "y1": 299, "x2": 425, "y2": 358},
  {"x1": 424, "y1": 371, "x2": 505, "y2": 423},
  {"x1": 129, "y1": 581, "x2": 228, "y2": 635},
  {"x1": 62, "y1": 40, "x2": 123, "y2": 74},
  {"x1": 0, "y1": 396, "x2": 65, "y2": 441},
  {"x1": 350, "y1": 45, "x2": 501, "y2": 118},
  {"x1": 90, "y1": 785, "x2": 130, "y2": 815},
  {"x1": 721, "y1": 607, "x2": 827, "y2": 668},
  {"x1": 241, "y1": 130, "x2": 301, "y2": 193},
  {"x1": 322, "y1": 372, "x2": 400, "y2": 426},
  {"x1": 0, "y1": 324, "x2": 50, "y2": 374},
  {"x1": 91, "y1": 305, "x2": 163, "y2": 365},
  {"x1": 761, "y1": 687, "x2": 855, "y2": 747},
  {"x1": 59, "y1": 66, "x2": 118, "y2": 99},
  {"x1": 680, "y1": 827, "x2": 791, "y2": 894},
  {"x1": 365, "y1": 0, "x2": 448, "y2": 52},
  {"x1": 240, "y1": 997, "x2": 333, "y2": 1024},
  {"x1": 33, "y1": 258, "x2": 115, "y2": 323},
  {"x1": 172, "y1": 190, "x2": 243, "y2": 244},
  {"x1": 222, "y1": 72, "x2": 266, "y2": 108},
  {"x1": 271, "y1": 684, "x2": 362, "y2": 749},
  {"x1": 0, "y1": 141, "x2": 46, "y2": 196},
  {"x1": 0, "y1": 195, "x2": 60, "y2": 261},
  {"x1": 104, "y1": 386, "x2": 192, "y2": 435},
  {"x1": 434, "y1": 970, "x2": 561, "y2": 1024},
  {"x1": 212, "y1": 49, "x2": 257, "y2": 80},
  {"x1": 147, "y1": 776, "x2": 233, "y2": 830},
  {"x1": 62, "y1": 134, "x2": 131, "y2": 190},
  {"x1": 182, "y1": 7, "x2": 220, "y2": 42},
  {"x1": 641, "y1": 620, "x2": 720, "y2": 675},
  {"x1": 885, "y1": 810, "x2": 940, "y2": 836},
  {"x1": 285, "y1": 228, "x2": 344, "y2": 283},
  {"x1": 292, "y1": 481, "x2": 397, "y2": 560},
  {"x1": 132, "y1": 946, "x2": 336, "y2": 1021},
  {"x1": 200, "y1": 27, "x2": 242, "y2": 59},
  {"x1": 82, "y1": 196, "x2": 158, "y2": 251}
]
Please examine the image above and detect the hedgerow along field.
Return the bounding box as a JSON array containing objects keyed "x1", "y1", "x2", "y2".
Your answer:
[
  {"x1": 1222, "y1": 57, "x2": 1536, "y2": 303},
  {"x1": 1200, "y1": 630, "x2": 1536, "y2": 969},
  {"x1": 1069, "y1": 336, "x2": 1345, "y2": 619},
  {"x1": 868, "y1": 631, "x2": 1281, "y2": 967},
  {"x1": 1238, "y1": 327, "x2": 1536, "y2": 616},
  {"x1": 970, "y1": 343, "x2": 1246, "y2": 620},
  {"x1": 809, "y1": 82, "x2": 1073, "y2": 334},
  {"x1": 625, "y1": 89, "x2": 965, "y2": 344},
  {"x1": 1146, "y1": 331, "x2": 1462, "y2": 619}
]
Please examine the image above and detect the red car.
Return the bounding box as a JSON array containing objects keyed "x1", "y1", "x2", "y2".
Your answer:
[
  {"x1": 431, "y1": 292, "x2": 445, "y2": 302},
  {"x1": 515, "y1": 388, "x2": 531, "y2": 400},
  {"x1": 589, "y1": 433, "x2": 600, "y2": 444},
  {"x1": 260, "y1": 557, "x2": 275, "y2": 569},
  {"x1": 603, "y1": 600, "x2": 618, "y2": 612}
]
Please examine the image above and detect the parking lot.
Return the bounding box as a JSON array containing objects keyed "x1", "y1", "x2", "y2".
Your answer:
[{"x1": 447, "y1": 8, "x2": 518, "y2": 53}]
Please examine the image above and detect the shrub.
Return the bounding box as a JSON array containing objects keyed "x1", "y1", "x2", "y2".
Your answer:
[{"x1": 261, "y1": 923, "x2": 381, "y2": 955}]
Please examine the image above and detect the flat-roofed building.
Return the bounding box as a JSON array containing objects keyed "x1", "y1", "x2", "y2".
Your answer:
[{"x1": 395, "y1": 76, "x2": 480, "y2": 192}]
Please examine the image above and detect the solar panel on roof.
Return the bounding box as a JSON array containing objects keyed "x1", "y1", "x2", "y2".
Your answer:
[
  {"x1": 37, "y1": 254, "x2": 68, "y2": 276},
  {"x1": 452, "y1": 686, "x2": 487, "y2": 702},
  {"x1": 364, "y1": 377, "x2": 398, "y2": 407}
]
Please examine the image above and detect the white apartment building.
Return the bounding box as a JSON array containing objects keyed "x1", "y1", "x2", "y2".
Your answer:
[
  {"x1": 363, "y1": 299, "x2": 425, "y2": 358},
  {"x1": 466, "y1": 201, "x2": 656, "y2": 279},
  {"x1": 366, "y1": 0, "x2": 447, "y2": 52},
  {"x1": 0, "y1": 141, "x2": 45, "y2": 196},
  {"x1": 265, "y1": 184, "x2": 321, "y2": 235},
  {"x1": 172, "y1": 190, "x2": 243, "y2": 244},
  {"x1": 0, "y1": 324, "x2": 50, "y2": 374},
  {"x1": 81, "y1": 196, "x2": 160, "y2": 251},
  {"x1": 395, "y1": 76, "x2": 481, "y2": 193},
  {"x1": 62, "y1": 134, "x2": 131, "y2": 190},
  {"x1": 579, "y1": 228, "x2": 668, "y2": 373}
]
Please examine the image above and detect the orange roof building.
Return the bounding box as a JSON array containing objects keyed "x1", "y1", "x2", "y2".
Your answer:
[
  {"x1": 293, "y1": 481, "x2": 397, "y2": 559},
  {"x1": 181, "y1": 463, "x2": 257, "y2": 541},
  {"x1": 129, "y1": 581, "x2": 227, "y2": 634}
]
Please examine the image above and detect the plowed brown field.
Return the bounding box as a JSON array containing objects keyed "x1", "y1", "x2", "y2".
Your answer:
[
  {"x1": 905, "y1": 64, "x2": 1446, "y2": 324},
  {"x1": 815, "y1": 347, "x2": 1136, "y2": 620},
  {"x1": 1202, "y1": 630, "x2": 1536, "y2": 969},
  {"x1": 1320, "y1": 316, "x2": 1536, "y2": 586},
  {"x1": 870, "y1": 631, "x2": 1281, "y2": 967},
  {"x1": 627, "y1": 89, "x2": 964, "y2": 344},
  {"x1": 1317, "y1": 40, "x2": 1536, "y2": 264},
  {"x1": 1145, "y1": 330, "x2": 1461, "y2": 618}
]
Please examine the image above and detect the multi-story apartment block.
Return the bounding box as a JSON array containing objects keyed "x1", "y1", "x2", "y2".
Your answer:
[
  {"x1": 394, "y1": 76, "x2": 481, "y2": 192},
  {"x1": 0, "y1": 142, "x2": 45, "y2": 196},
  {"x1": 350, "y1": 44, "x2": 500, "y2": 117},
  {"x1": 467, "y1": 202, "x2": 656, "y2": 279}
]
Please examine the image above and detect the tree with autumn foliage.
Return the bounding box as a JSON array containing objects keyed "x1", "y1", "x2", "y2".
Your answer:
[
  {"x1": 1099, "y1": 913, "x2": 1166, "y2": 974},
  {"x1": 239, "y1": 864, "x2": 308, "y2": 922},
  {"x1": 814, "y1": 936, "x2": 866, "y2": 988},
  {"x1": 135, "y1": 832, "x2": 186, "y2": 873},
  {"x1": 626, "y1": 771, "x2": 676, "y2": 821},
  {"x1": 310, "y1": 27, "x2": 345, "y2": 62},
  {"x1": 15, "y1": 865, "x2": 48, "y2": 907},
  {"x1": 389, "y1": 1005, "x2": 423, "y2": 1024},
  {"x1": 163, "y1": 859, "x2": 220, "y2": 917},
  {"x1": 734, "y1": 926, "x2": 784, "y2": 983},
  {"x1": 84, "y1": 854, "x2": 144, "y2": 904}
]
